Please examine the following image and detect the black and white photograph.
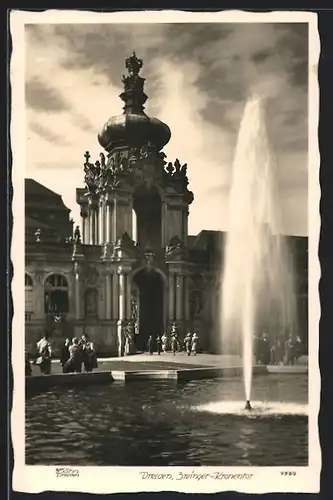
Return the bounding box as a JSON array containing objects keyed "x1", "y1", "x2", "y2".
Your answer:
[{"x1": 10, "y1": 9, "x2": 320, "y2": 495}]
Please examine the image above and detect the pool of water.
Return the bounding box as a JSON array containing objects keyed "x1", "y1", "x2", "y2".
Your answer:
[{"x1": 25, "y1": 375, "x2": 308, "y2": 466}]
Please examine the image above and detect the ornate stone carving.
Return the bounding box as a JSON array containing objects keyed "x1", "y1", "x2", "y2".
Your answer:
[
  {"x1": 122, "y1": 51, "x2": 144, "y2": 89},
  {"x1": 85, "y1": 288, "x2": 98, "y2": 317},
  {"x1": 83, "y1": 151, "x2": 100, "y2": 194},
  {"x1": 131, "y1": 293, "x2": 138, "y2": 325},
  {"x1": 166, "y1": 235, "x2": 182, "y2": 254},
  {"x1": 113, "y1": 232, "x2": 138, "y2": 261},
  {"x1": 73, "y1": 262, "x2": 82, "y2": 278},
  {"x1": 34, "y1": 228, "x2": 41, "y2": 243},
  {"x1": 165, "y1": 235, "x2": 188, "y2": 261},
  {"x1": 189, "y1": 289, "x2": 204, "y2": 319},
  {"x1": 139, "y1": 141, "x2": 156, "y2": 162},
  {"x1": 116, "y1": 231, "x2": 136, "y2": 250},
  {"x1": 85, "y1": 264, "x2": 99, "y2": 286},
  {"x1": 80, "y1": 205, "x2": 88, "y2": 219},
  {"x1": 162, "y1": 158, "x2": 194, "y2": 203}
]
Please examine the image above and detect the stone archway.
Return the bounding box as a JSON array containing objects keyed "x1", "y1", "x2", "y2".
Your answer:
[{"x1": 132, "y1": 268, "x2": 165, "y2": 351}]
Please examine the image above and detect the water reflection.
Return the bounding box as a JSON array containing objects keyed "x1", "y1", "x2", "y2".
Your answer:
[{"x1": 26, "y1": 375, "x2": 308, "y2": 466}]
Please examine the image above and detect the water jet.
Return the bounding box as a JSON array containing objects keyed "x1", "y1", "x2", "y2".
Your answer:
[{"x1": 220, "y1": 94, "x2": 297, "y2": 405}]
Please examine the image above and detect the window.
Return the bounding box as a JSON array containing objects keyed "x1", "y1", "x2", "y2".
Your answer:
[
  {"x1": 25, "y1": 312, "x2": 33, "y2": 322},
  {"x1": 45, "y1": 274, "x2": 68, "y2": 288},
  {"x1": 25, "y1": 273, "x2": 33, "y2": 317},
  {"x1": 44, "y1": 273, "x2": 69, "y2": 314}
]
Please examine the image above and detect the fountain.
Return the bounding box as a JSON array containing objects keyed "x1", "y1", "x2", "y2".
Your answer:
[{"x1": 220, "y1": 94, "x2": 297, "y2": 408}]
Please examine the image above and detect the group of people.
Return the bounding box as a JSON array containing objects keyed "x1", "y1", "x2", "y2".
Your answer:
[
  {"x1": 60, "y1": 335, "x2": 98, "y2": 373},
  {"x1": 25, "y1": 333, "x2": 98, "y2": 376},
  {"x1": 146, "y1": 328, "x2": 199, "y2": 356},
  {"x1": 255, "y1": 333, "x2": 303, "y2": 366}
]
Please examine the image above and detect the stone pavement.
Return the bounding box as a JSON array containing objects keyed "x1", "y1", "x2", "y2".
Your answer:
[
  {"x1": 30, "y1": 352, "x2": 308, "y2": 376},
  {"x1": 30, "y1": 353, "x2": 242, "y2": 376}
]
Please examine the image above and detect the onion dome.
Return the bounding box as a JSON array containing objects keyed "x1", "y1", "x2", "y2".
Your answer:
[{"x1": 98, "y1": 52, "x2": 171, "y2": 153}]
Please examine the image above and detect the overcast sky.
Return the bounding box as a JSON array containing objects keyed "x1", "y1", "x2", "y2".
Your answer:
[{"x1": 25, "y1": 22, "x2": 308, "y2": 236}]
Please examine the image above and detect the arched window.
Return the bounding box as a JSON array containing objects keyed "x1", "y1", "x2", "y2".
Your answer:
[
  {"x1": 85, "y1": 288, "x2": 98, "y2": 318},
  {"x1": 44, "y1": 273, "x2": 69, "y2": 314},
  {"x1": 25, "y1": 273, "x2": 33, "y2": 322}
]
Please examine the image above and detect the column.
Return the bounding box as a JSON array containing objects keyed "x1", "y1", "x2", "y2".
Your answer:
[
  {"x1": 118, "y1": 272, "x2": 126, "y2": 321},
  {"x1": 95, "y1": 209, "x2": 99, "y2": 245},
  {"x1": 183, "y1": 207, "x2": 189, "y2": 244},
  {"x1": 162, "y1": 203, "x2": 168, "y2": 247},
  {"x1": 106, "y1": 203, "x2": 112, "y2": 243},
  {"x1": 81, "y1": 213, "x2": 85, "y2": 244},
  {"x1": 98, "y1": 202, "x2": 103, "y2": 245},
  {"x1": 168, "y1": 273, "x2": 175, "y2": 321},
  {"x1": 86, "y1": 212, "x2": 91, "y2": 245},
  {"x1": 82, "y1": 216, "x2": 87, "y2": 244},
  {"x1": 184, "y1": 275, "x2": 190, "y2": 320},
  {"x1": 176, "y1": 274, "x2": 184, "y2": 320},
  {"x1": 112, "y1": 269, "x2": 118, "y2": 319},
  {"x1": 126, "y1": 274, "x2": 132, "y2": 320},
  {"x1": 105, "y1": 270, "x2": 112, "y2": 320},
  {"x1": 89, "y1": 208, "x2": 94, "y2": 244},
  {"x1": 112, "y1": 199, "x2": 118, "y2": 243},
  {"x1": 117, "y1": 267, "x2": 126, "y2": 357},
  {"x1": 74, "y1": 263, "x2": 81, "y2": 320}
]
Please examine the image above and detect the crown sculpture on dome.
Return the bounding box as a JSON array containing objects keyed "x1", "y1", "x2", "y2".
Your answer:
[
  {"x1": 120, "y1": 51, "x2": 147, "y2": 113},
  {"x1": 124, "y1": 51, "x2": 143, "y2": 78},
  {"x1": 82, "y1": 52, "x2": 193, "y2": 205}
]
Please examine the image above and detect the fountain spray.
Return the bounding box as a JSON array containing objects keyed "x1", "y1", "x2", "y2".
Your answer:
[{"x1": 220, "y1": 94, "x2": 297, "y2": 411}]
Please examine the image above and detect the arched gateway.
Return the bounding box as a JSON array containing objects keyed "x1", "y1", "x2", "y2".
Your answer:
[{"x1": 132, "y1": 267, "x2": 167, "y2": 351}]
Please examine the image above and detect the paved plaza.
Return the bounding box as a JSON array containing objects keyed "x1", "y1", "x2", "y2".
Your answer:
[{"x1": 29, "y1": 352, "x2": 308, "y2": 376}]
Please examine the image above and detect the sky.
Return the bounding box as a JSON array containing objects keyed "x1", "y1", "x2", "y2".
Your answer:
[{"x1": 25, "y1": 22, "x2": 309, "y2": 236}]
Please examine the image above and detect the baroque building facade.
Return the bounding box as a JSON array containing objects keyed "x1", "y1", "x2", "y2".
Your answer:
[{"x1": 25, "y1": 52, "x2": 308, "y2": 356}]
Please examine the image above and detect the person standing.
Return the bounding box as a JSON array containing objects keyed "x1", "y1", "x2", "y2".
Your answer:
[
  {"x1": 60, "y1": 338, "x2": 70, "y2": 373},
  {"x1": 161, "y1": 333, "x2": 168, "y2": 353},
  {"x1": 284, "y1": 335, "x2": 295, "y2": 365},
  {"x1": 184, "y1": 333, "x2": 192, "y2": 356},
  {"x1": 84, "y1": 341, "x2": 98, "y2": 372},
  {"x1": 147, "y1": 335, "x2": 154, "y2": 355},
  {"x1": 35, "y1": 335, "x2": 52, "y2": 374},
  {"x1": 66, "y1": 338, "x2": 82, "y2": 373},
  {"x1": 79, "y1": 334, "x2": 89, "y2": 371},
  {"x1": 261, "y1": 333, "x2": 271, "y2": 365},
  {"x1": 156, "y1": 336, "x2": 162, "y2": 355},
  {"x1": 171, "y1": 335, "x2": 178, "y2": 356},
  {"x1": 191, "y1": 333, "x2": 199, "y2": 356}
]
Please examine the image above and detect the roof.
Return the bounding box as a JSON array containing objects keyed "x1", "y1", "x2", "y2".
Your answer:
[
  {"x1": 190, "y1": 230, "x2": 225, "y2": 250},
  {"x1": 25, "y1": 216, "x2": 53, "y2": 230},
  {"x1": 25, "y1": 179, "x2": 68, "y2": 209}
]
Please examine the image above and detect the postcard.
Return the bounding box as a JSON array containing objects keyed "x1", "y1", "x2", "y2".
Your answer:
[{"x1": 10, "y1": 9, "x2": 320, "y2": 494}]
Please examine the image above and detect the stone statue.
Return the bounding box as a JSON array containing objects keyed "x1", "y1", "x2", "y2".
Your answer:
[
  {"x1": 116, "y1": 232, "x2": 135, "y2": 249},
  {"x1": 83, "y1": 151, "x2": 99, "y2": 194},
  {"x1": 166, "y1": 235, "x2": 182, "y2": 254},
  {"x1": 174, "y1": 158, "x2": 182, "y2": 176},
  {"x1": 166, "y1": 162, "x2": 174, "y2": 175},
  {"x1": 74, "y1": 226, "x2": 81, "y2": 244},
  {"x1": 80, "y1": 206, "x2": 88, "y2": 219},
  {"x1": 131, "y1": 295, "x2": 138, "y2": 323}
]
